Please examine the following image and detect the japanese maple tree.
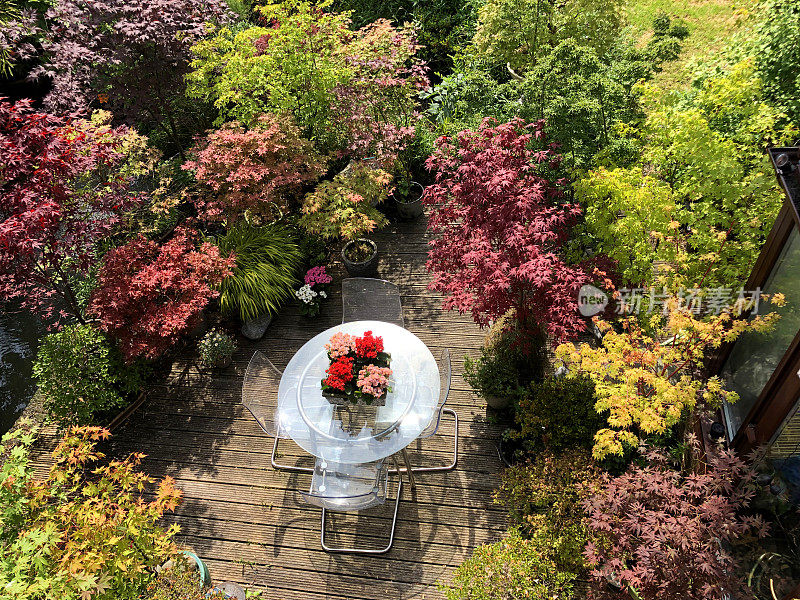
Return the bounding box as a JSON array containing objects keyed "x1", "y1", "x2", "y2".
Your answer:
[
  {"x1": 89, "y1": 228, "x2": 234, "y2": 361},
  {"x1": 584, "y1": 441, "x2": 768, "y2": 600},
  {"x1": 31, "y1": 0, "x2": 231, "y2": 154},
  {"x1": 0, "y1": 99, "x2": 144, "y2": 326},
  {"x1": 423, "y1": 117, "x2": 592, "y2": 341},
  {"x1": 183, "y1": 113, "x2": 326, "y2": 224}
]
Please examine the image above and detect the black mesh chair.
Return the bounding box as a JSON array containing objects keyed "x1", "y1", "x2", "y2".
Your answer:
[
  {"x1": 242, "y1": 351, "x2": 312, "y2": 473},
  {"x1": 341, "y1": 278, "x2": 404, "y2": 327}
]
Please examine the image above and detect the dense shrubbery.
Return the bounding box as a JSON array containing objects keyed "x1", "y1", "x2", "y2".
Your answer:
[
  {"x1": 511, "y1": 375, "x2": 602, "y2": 453},
  {"x1": 0, "y1": 423, "x2": 181, "y2": 600},
  {"x1": 33, "y1": 324, "x2": 143, "y2": 428},
  {"x1": 89, "y1": 228, "x2": 234, "y2": 361}
]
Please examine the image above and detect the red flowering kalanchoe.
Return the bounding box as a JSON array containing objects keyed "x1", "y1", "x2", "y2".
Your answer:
[
  {"x1": 354, "y1": 330, "x2": 383, "y2": 359},
  {"x1": 323, "y1": 356, "x2": 355, "y2": 391}
]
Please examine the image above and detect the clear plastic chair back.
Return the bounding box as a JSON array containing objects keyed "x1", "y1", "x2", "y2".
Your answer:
[
  {"x1": 242, "y1": 351, "x2": 289, "y2": 438},
  {"x1": 300, "y1": 458, "x2": 388, "y2": 512},
  {"x1": 342, "y1": 278, "x2": 404, "y2": 327},
  {"x1": 420, "y1": 348, "x2": 451, "y2": 438}
]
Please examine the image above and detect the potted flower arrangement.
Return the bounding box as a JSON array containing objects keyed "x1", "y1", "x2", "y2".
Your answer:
[
  {"x1": 295, "y1": 265, "x2": 332, "y2": 318},
  {"x1": 321, "y1": 331, "x2": 392, "y2": 406},
  {"x1": 197, "y1": 329, "x2": 236, "y2": 370}
]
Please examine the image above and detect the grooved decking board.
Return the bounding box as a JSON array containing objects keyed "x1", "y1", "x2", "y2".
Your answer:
[{"x1": 30, "y1": 215, "x2": 508, "y2": 599}]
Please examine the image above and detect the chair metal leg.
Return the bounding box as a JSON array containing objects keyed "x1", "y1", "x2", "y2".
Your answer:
[
  {"x1": 319, "y1": 476, "x2": 402, "y2": 554},
  {"x1": 390, "y1": 408, "x2": 458, "y2": 474},
  {"x1": 270, "y1": 436, "x2": 314, "y2": 473}
]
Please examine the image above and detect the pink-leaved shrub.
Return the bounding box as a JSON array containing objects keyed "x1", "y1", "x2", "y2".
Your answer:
[{"x1": 89, "y1": 228, "x2": 234, "y2": 361}]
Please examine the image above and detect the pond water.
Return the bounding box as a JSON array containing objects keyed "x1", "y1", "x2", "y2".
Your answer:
[{"x1": 0, "y1": 309, "x2": 44, "y2": 435}]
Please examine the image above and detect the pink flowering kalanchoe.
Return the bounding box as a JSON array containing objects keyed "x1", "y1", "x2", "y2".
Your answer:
[
  {"x1": 324, "y1": 332, "x2": 356, "y2": 359},
  {"x1": 304, "y1": 265, "x2": 332, "y2": 287},
  {"x1": 356, "y1": 364, "x2": 392, "y2": 398}
]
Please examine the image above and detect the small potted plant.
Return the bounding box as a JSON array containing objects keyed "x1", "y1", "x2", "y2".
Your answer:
[
  {"x1": 341, "y1": 238, "x2": 379, "y2": 277},
  {"x1": 198, "y1": 329, "x2": 236, "y2": 370},
  {"x1": 393, "y1": 178, "x2": 425, "y2": 220},
  {"x1": 295, "y1": 266, "x2": 332, "y2": 318},
  {"x1": 321, "y1": 331, "x2": 392, "y2": 406}
]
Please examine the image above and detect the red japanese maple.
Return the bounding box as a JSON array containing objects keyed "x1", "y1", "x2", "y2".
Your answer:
[
  {"x1": 423, "y1": 117, "x2": 592, "y2": 342},
  {"x1": 0, "y1": 99, "x2": 143, "y2": 326},
  {"x1": 88, "y1": 228, "x2": 234, "y2": 362},
  {"x1": 584, "y1": 442, "x2": 768, "y2": 600}
]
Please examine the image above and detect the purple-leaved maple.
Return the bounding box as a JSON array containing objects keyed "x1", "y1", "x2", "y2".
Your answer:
[
  {"x1": 584, "y1": 441, "x2": 769, "y2": 600},
  {"x1": 30, "y1": 0, "x2": 231, "y2": 155},
  {"x1": 423, "y1": 117, "x2": 593, "y2": 342}
]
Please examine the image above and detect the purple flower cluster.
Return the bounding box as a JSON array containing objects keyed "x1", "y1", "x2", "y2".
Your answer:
[{"x1": 304, "y1": 266, "x2": 332, "y2": 287}]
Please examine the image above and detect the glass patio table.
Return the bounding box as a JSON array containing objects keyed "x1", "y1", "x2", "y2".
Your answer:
[{"x1": 276, "y1": 320, "x2": 440, "y2": 465}]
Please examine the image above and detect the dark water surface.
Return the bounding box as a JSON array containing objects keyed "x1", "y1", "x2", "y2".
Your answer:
[{"x1": 0, "y1": 310, "x2": 43, "y2": 435}]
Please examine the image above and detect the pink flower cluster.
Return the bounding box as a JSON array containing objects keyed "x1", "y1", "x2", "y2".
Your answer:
[
  {"x1": 304, "y1": 265, "x2": 332, "y2": 287},
  {"x1": 356, "y1": 364, "x2": 392, "y2": 398},
  {"x1": 325, "y1": 332, "x2": 356, "y2": 359}
]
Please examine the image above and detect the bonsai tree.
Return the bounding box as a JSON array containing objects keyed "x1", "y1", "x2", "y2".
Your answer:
[
  {"x1": 89, "y1": 228, "x2": 234, "y2": 362},
  {"x1": 423, "y1": 117, "x2": 594, "y2": 342}
]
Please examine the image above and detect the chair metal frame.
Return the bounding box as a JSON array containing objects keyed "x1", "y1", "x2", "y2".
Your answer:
[
  {"x1": 305, "y1": 457, "x2": 403, "y2": 554},
  {"x1": 242, "y1": 351, "x2": 314, "y2": 474}
]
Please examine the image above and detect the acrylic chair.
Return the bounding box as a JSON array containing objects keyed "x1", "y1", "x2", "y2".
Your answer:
[
  {"x1": 300, "y1": 457, "x2": 402, "y2": 554},
  {"x1": 393, "y1": 348, "x2": 458, "y2": 475},
  {"x1": 341, "y1": 278, "x2": 404, "y2": 327},
  {"x1": 242, "y1": 351, "x2": 313, "y2": 473}
]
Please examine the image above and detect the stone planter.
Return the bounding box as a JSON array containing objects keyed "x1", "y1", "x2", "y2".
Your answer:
[
  {"x1": 201, "y1": 355, "x2": 232, "y2": 370},
  {"x1": 394, "y1": 181, "x2": 425, "y2": 220},
  {"x1": 241, "y1": 314, "x2": 273, "y2": 341},
  {"x1": 341, "y1": 238, "x2": 378, "y2": 277}
]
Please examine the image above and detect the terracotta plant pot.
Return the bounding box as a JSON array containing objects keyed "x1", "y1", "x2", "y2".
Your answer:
[
  {"x1": 394, "y1": 181, "x2": 425, "y2": 220},
  {"x1": 341, "y1": 238, "x2": 378, "y2": 277}
]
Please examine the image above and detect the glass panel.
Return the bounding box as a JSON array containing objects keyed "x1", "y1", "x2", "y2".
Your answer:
[{"x1": 721, "y1": 228, "x2": 800, "y2": 438}]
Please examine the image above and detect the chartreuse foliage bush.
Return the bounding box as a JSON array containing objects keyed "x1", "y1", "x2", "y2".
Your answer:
[
  {"x1": 445, "y1": 449, "x2": 599, "y2": 600},
  {"x1": 213, "y1": 223, "x2": 304, "y2": 322},
  {"x1": 441, "y1": 528, "x2": 578, "y2": 600},
  {"x1": 32, "y1": 324, "x2": 143, "y2": 429},
  {"x1": 556, "y1": 297, "x2": 783, "y2": 460},
  {"x1": 578, "y1": 62, "x2": 796, "y2": 289},
  {"x1": 188, "y1": 1, "x2": 426, "y2": 158},
  {"x1": 299, "y1": 162, "x2": 391, "y2": 241},
  {"x1": 0, "y1": 423, "x2": 181, "y2": 600}
]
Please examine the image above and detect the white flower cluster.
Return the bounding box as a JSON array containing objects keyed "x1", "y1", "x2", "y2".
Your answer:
[{"x1": 295, "y1": 284, "x2": 318, "y2": 304}]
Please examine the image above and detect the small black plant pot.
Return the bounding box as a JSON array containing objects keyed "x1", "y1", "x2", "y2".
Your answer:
[
  {"x1": 342, "y1": 238, "x2": 378, "y2": 277},
  {"x1": 497, "y1": 436, "x2": 524, "y2": 467},
  {"x1": 394, "y1": 181, "x2": 425, "y2": 221}
]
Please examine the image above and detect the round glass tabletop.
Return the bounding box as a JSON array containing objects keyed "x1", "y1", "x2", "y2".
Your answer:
[{"x1": 277, "y1": 321, "x2": 440, "y2": 464}]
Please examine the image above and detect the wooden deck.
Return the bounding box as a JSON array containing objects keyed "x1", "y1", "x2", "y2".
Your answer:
[{"x1": 70, "y1": 217, "x2": 505, "y2": 599}]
